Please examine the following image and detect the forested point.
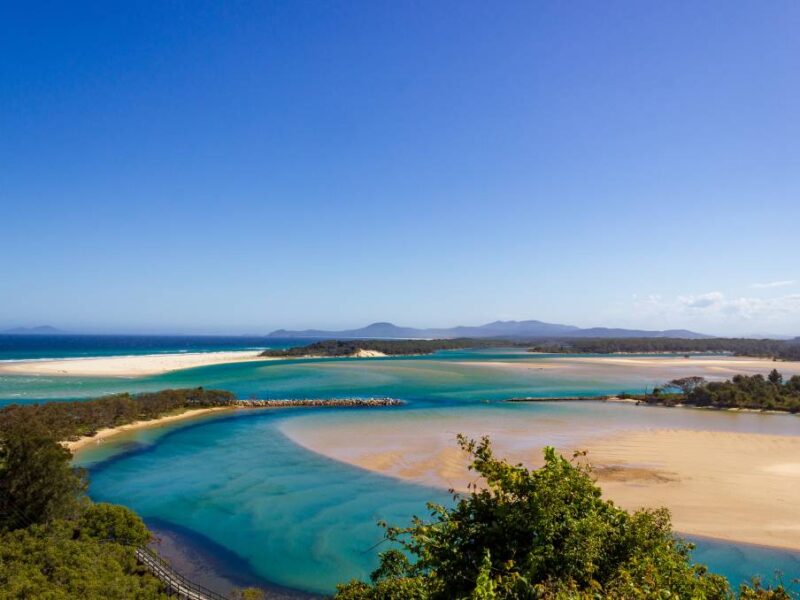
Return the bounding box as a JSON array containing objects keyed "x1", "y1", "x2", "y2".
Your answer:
[
  {"x1": 528, "y1": 337, "x2": 800, "y2": 361},
  {"x1": 635, "y1": 370, "x2": 800, "y2": 413},
  {"x1": 0, "y1": 387, "x2": 236, "y2": 444},
  {"x1": 510, "y1": 371, "x2": 800, "y2": 414},
  {"x1": 260, "y1": 338, "x2": 526, "y2": 357},
  {"x1": 262, "y1": 336, "x2": 800, "y2": 361}
]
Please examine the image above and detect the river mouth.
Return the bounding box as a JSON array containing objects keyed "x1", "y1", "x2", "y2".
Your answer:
[{"x1": 78, "y1": 399, "x2": 800, "y2": 595}]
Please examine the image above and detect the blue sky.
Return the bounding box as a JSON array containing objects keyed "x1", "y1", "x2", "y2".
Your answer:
[{"x1": 1, "y1": 1, "x2": 798, "y2": 336}]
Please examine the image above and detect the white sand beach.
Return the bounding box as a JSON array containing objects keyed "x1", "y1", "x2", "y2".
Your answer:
[
  {"x1": 352, "y1": 349, "x2": 387, "y2": 358},
  {"x1": 0, "y1": 351, "x2": 268, "y2": 377}
]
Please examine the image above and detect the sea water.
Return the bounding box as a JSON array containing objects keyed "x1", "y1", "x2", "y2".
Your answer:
[{"x1": 1, "y1": 335, "x2": 798, "y2": 593}]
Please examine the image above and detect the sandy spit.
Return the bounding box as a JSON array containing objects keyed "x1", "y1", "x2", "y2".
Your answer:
[{"x1": 0, "y1": 351, "x2": 271, "y2": 377}]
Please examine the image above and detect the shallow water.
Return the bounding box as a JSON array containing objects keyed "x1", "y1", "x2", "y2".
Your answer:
[
  {"x1": 4, "y1": 344, "x2": 795, "y2": 405},
  {"x1": 76, "y1": 403, "x2": 800, "y2": 594},
  {"x1": 2, "y1": 337, "x2": 799, "y2": 593},
  {"x1": 80, "y1": 409, "x2": 453, "y2": 594}
]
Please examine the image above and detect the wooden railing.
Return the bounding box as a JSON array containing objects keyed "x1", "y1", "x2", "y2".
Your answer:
[{"x1": 135, "y1": 545, "x2": 229, "y2": 600}]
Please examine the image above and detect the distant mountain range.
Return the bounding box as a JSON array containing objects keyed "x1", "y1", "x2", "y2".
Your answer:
[
  {"x1": 268, "y1": 320, "x2": 709, "y2": 340},
  {"x1": 2, "y1": 325, "x2": 64, "y2": 335}
]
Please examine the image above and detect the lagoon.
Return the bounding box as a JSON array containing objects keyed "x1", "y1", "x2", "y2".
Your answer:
[{"x1": 2, "y1": 336, "x2": 799, "y2": 595}]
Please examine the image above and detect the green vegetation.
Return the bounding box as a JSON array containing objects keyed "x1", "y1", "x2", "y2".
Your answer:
[
  {"x1": 335, "y1": 436, "x2": 792, "y2": 599},
  {"x1": 3, "y1": 388, "x2": 797, "y2": 598},
  {"x1": 0, "y1": 387, "x2": 236, "y2": 443},
  {"x1": 260, "y1": 338, "x2": 525, "y2": 357},
  {"x1": 635, "y1": 370, "x2": 800, "y2": 413},
  {"x1": 0, "y1": 414, "x2": 166, "y2": 598},
  {"x1": 0, "y1": 419, "x2": 87, "y2": 531},
  {"x1": 0, "y1": 519, "x2": 165, "y2": 599},
  {"x1": 528, "y1": 337, "x2": 800, "y2": 361},
  {"x1": 265, "y1": 336, "x2": 800, "y2": 361},
  {"x1": 0, "y1": 389, "x2": 276, "y2": 599}
]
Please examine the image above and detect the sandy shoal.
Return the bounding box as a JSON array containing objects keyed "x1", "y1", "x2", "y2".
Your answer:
[
  {"x1": 65, "y1": 406, "x2": 236, "y2": 452},
  {"x1": 456, "y1": 356, "x2": 800, "y2": 380},
  {"x1": 0, "y1": 351, "x2": 270, "y2": 377},
  {"x1": 281, "y1": 417, "x2": 800, "y2": 550}
]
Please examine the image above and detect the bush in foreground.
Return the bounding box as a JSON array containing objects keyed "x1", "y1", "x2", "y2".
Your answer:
[
  {"x1": 335, "y1": 436, "x2": 790, "y2": 599},
  {"x1": 0, "y1": 421, "x2": 165, "y2": 599},
  {"x1": 0, "y1": 517, "x2": 165, "y2": 599}
]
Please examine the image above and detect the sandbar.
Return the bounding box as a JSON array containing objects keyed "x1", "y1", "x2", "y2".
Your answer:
[
  {"x1": 281, "y1": 411, "x2": 800, "y2": 551},
  {"x1": 456, "y1": 355, "x2": 800, "y2": 380},
  {"x1": 0, "y1": 351, "x2": 269, "y2": 377}
]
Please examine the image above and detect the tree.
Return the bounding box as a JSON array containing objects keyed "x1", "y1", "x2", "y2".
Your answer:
[
  {"x1": 79, "y1": 503, "x2": 151, "y2": 546},
  {"x1": 667, "y1": 376, "x2": 707, "y2": 394},
  {"x1": 0, "y1": 420, "x2": 87, "y2": 531},
  {"x1": 768, "y1": 369, "x2": 783, "y2": 386},
  {"x1": 0, "y1": 521, "x2": 166, "y2": 599},
  {"x1": 335, "y1": 436, "x2": 788, "y2": 599}
]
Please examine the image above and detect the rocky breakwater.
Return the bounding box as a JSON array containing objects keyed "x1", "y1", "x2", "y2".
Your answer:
[{"x1": 234, "y1": 397, "x2": 404, "y2": 408}]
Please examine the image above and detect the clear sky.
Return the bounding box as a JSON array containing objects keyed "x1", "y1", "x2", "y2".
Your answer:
[{"x1": 1, "y1": 1, "x2": 799, "y2": 336}]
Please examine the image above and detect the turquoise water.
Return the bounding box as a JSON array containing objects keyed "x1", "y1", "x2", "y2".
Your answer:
[
  {"x1": 2, "y1": 337, "x2": 799, "y2": 593},
  {"x1": 81, "y1": 409, "x2": 452, "y2": 594},
  {"x1": 0, "y1": 346, "x2": 716, "y2": 404},
  {"x1": 75, "y1": 403, "x2": 800, "y2": 594}
]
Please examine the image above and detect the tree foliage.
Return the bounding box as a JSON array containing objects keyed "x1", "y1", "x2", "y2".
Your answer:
[
  {"x1": 0, "y1": 419, "x2": 87, "y2": 531},
  {"x1": 528, "y1": 337, "x2": 800, "y2": 361},
  {"x1": 261, "y1": 338, "x2": 526, "y2": 358},
  {"x1": 335, "y1": 436, "x2": 790, "y2": 599},
  {"x1": 0, "y1": 521, "x2": 165, "y2": 599},
  {"x1": 78, "y1": 503, "x2": 152, "y2": 546},
  {"x1": 644, "y1": 372, "x2": 800, "y2": 412},
  {"x1": 0, "y1": 387, "x2": 236, "y2": 443},
  {"x1": 0, "y1": 422, "x2": 165, "y2": 598}
]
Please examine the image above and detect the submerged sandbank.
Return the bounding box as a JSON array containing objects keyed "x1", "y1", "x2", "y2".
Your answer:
[
  {"x1": 0, "y1": 350, "x2": 269, "y2": 377},
  {"x1": 280, "y1": 409, "x2": 800, "y2": 551},
  {"x1": 457, "y1": 355, "x2": 800, "y2": 380}
]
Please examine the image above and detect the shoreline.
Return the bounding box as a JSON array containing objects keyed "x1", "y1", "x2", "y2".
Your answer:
[
  {"x1": 0, "y1": 349, "x2": 392, "y2": 378},
  {"x1": 66, "y1": 398, "x2": 404, "y2": 453},
  {"x1": 65, "y1": 406, "x2": 236, "y2": 451},
  {"x1": 0, "y1": 350, "x2": 271, "y2": 377},
  {"x1": 280, "y1": 410, "x2": 800, "y2": 551},
  {"x1": 3, "y1": 351, "x2": 799, "y2": 380},
  {"x1": 506, "y1": 395, "x2": 799, "y2": 415}
]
